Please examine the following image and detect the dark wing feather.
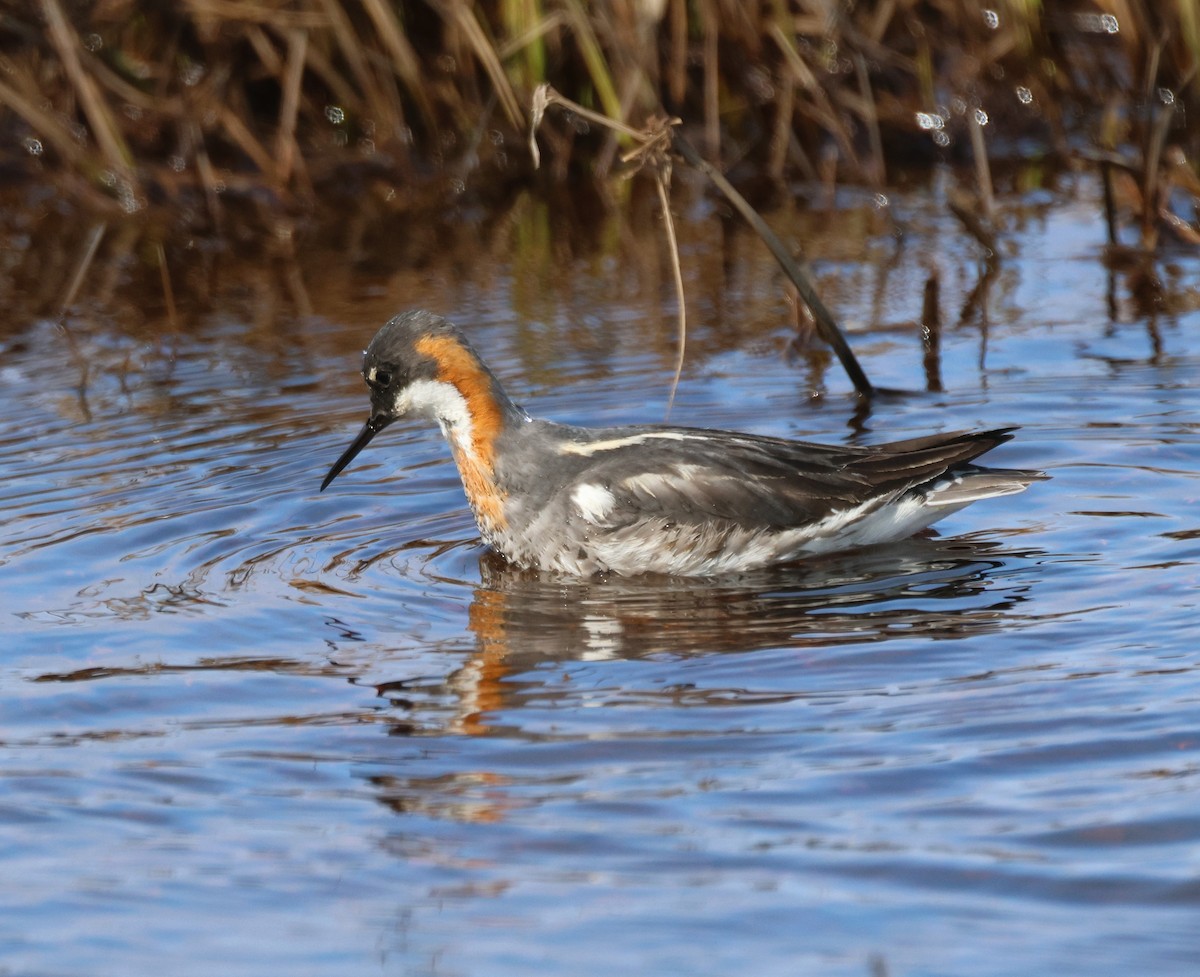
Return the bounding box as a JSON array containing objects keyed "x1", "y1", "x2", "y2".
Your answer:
[{"x1": 567, "y1": 426, "x2": 1017, "y2": 531}]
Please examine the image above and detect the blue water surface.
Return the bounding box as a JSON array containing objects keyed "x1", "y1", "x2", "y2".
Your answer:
[{"x1": 2, "y1": 177, "x2": 1199, "y2": 977}]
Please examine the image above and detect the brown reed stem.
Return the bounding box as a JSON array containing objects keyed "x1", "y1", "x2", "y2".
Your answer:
[
  {"x1": 59, "y1": 223, "x2": 107, "y2": 316},
  {"x1": 41, "y1": 0, "x2": 135, "y2": 187},
  {"x1": 155, "y1": 241, "x2": 178, "y2": 328},
  {"x1": 276, "y1": 29, "x2": 308, "y2": 187},
  {"x1": 967, "y1": 107, "x2": 994, "y2": 220},
  {"x1": 653, "y1": 162, "x2": 687, "y2": 419},
  {"x1": 670, "y1": 130, "x2": 875, "y2": 399}
]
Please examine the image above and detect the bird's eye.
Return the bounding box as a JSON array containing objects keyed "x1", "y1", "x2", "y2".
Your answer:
[{"x1": 375, "y1": 370, "x2": 392, "y2": 387}]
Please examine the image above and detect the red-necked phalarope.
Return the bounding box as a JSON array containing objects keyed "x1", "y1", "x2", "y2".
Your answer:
[{"x1": 320, "y1": 310, "x2": 1044, "y2": 575}]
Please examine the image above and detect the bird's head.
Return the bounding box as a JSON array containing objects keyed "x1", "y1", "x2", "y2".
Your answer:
[{"x1": 320, "y1": 310, "x2": 517, "y2": 491}]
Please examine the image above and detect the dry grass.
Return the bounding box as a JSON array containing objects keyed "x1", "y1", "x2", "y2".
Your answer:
[{"x1": 0, "y1": 1, "x2": 1195, "y2": 220}]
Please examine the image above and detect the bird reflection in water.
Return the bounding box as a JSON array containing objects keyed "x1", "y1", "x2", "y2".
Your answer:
[{"x1": 369, "y1": 534, "x2": 1044, "y2": 741}]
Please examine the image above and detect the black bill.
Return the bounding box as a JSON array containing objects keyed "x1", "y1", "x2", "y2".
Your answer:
[{"x1": 320, "y1": 414, "x2": 394, "y2": 491}]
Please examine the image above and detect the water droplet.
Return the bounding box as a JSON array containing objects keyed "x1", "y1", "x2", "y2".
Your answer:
[
  {"x1": 436, "y1": 54, "x2": 456, "y2": 72},
  {"x1": 450, "y1": 178, "x2": 466, "y2": 194},
  {"x1": 1016, "y1": 86, "x2": 1033, "y2": 105},
  {"x1": 951, "y1": 96, "x2": 967, "y2": 116},
  {"x1": 915, "y1": 112, "x2": 945, "y2": 131},
  {"x1": 398, "y1": 127, "x2": 413, "y2": 145},
  {"x1": 983, "y1": 9, "x2": 999, "y2": 29},
  {"x1": 23, "y1": 136, "x2": 43, "y2": 156},
  {"x1": 213, "y1": 179, "x2": 226, "y2": 194},
  {"x1": 488, "y1": 129, "x2": 504, "y2": 146},
  {"x1": 873, "y1": 192, "x2": 889, "y2": 208},
  {"x1": 168, "y1": 155, "x2": 186, "y2": 172},
  {"x1": 1074, "y1": 12, "x2": 1120, "y2": 34},
  {"x1": 84, "y1": 33, "x2": 103, "y2": 52},
  {"x1": 180, "y1": 60, "x2": 205, "y2": 87},
  {"x1": 1158, "y1": 88, "x2": 1176, "y2": 106},
  {"x1": 933, "y1": 130, "x2": 951, "y2": 148},
  {"x1": 118, "y1": 184, "x2": 142, "y2": 215},
  {"x1": 123, "y1": 103, "x2": 142, "y2": 121},
  {"x1": 324, "y1": 105, "x2": 345, "y2": 125},
  {"x1": 974, "y1": 108, "x2": 989, "y2": 126}
]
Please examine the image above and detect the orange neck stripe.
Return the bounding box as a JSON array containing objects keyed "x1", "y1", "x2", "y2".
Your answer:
[{"x1": 414, "y1": 334, "x2": 505, "y2": 470}]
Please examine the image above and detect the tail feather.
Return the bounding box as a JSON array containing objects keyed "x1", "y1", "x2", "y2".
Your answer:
[{"x1": 924, "y1": 467, "x2": 1048, "y2": 507}]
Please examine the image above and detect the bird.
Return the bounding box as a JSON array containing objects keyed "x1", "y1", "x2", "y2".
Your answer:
[{"x1": 320, "y1": 310, "x2": 1044, "y2": 576}]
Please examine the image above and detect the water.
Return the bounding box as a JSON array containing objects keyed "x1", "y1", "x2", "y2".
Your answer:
[{"x1": 3, "y1": 176, "x2": 1200, "y2": 976}]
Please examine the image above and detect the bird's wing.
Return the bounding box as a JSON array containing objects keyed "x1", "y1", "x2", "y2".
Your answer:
[{"x1": 563, "y1": 427, "x2": 1017, "y2": 531}]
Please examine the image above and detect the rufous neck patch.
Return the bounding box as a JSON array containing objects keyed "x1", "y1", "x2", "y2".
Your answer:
[{"x1": 414, "y1": 334, "x2": 505, "y2": 470}]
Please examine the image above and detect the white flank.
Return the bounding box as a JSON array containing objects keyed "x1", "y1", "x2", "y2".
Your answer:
[
  {"x1": 572, "y1": 494, "x2": 964, "y2": 575},
  {"x1": 571, "y1": 483, "x2": 617, "y2": 522},
  {"x1": 806, "y1": 496, "x2": 930, "y2": 549}
]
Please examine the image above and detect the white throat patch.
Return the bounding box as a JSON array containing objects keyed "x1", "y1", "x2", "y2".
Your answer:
[{"x1": 398, "y1": 379, "x2": 475, "y2": 456}]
